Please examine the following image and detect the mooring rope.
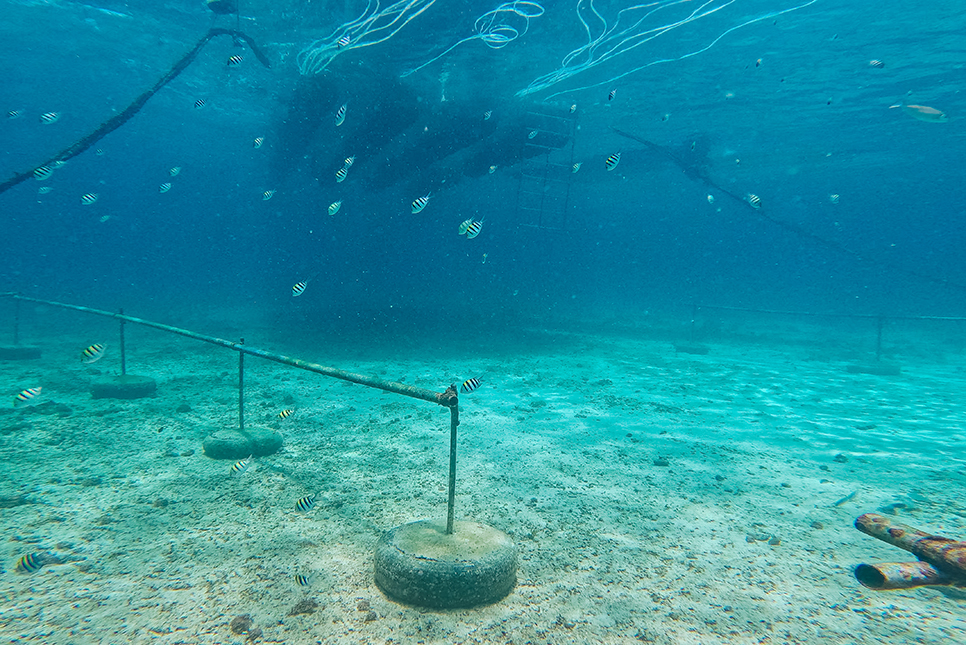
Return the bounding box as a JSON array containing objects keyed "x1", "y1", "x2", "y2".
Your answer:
[{"x1": 0, "y1": 28, "x2": 270, "y2": 196}]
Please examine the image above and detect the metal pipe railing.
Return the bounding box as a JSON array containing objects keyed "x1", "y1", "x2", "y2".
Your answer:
[{"x1": 3, "y1": 293, "x2": 463, "y2": 533}]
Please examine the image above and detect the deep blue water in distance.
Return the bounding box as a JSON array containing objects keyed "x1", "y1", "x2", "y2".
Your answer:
[{"x1": 2, "y1": 0, "x2": 965, "y2": 331}]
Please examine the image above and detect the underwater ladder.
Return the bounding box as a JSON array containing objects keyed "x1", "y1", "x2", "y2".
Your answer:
[{"x1": 0, "y1": 292, "x2": 517, "y2": 609}]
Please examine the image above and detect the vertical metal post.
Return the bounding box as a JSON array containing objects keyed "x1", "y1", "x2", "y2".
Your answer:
[
  {"x1": 446, "y1": 403, "x2": 459, "y2": 535},
  {"x1": 238, "y1": 338, "x2": 245, "y2": 432},
  {"x1": 875, "y1": 315, "x2": 884, "y2": 361},
  {"x1": 118, "y1": 308, "x2": 127, "y2": 375},
  {"x1": 13, "y1": 297, "x2": 20, "y2": 346}
]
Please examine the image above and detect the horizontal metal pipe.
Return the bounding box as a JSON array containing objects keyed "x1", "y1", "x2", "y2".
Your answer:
[
  {"x1": 5, "y1": 294, "x2": 456, "y2": 408},
  {"x1": 854, "y1": 561, "x2": 952, "y2": 590}
]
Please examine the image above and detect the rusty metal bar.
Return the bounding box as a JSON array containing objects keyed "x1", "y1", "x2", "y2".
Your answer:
[
  {"x1": 446, "y1": 399, "x2": 459, "y2": 534},
  {"x1": 4, "y1": 294, "x2": 457, "y2": 408},
  {"x1": 239, "y1": 338, "x2": 245, "y2": 433}
]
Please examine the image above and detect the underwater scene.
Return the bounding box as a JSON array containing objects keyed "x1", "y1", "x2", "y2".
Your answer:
[{"x1": 2, "y1": 0, "x2": 965, "y2": 643}]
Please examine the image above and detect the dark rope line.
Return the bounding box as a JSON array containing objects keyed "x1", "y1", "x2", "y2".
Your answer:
[
  {"x1": 0, "y1": 28, "x2": 270, "y2": 196},
  {"x1": 612, "y1": 127, "x2": 966, "y2": 293}
]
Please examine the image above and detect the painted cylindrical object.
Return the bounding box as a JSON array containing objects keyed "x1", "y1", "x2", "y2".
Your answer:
[
  {"x1": 854, "y1": 561, "x2": 951, "y2": 590},
  {"x1": 855, "y1": 513, "x2": 966, "y2": 583}
]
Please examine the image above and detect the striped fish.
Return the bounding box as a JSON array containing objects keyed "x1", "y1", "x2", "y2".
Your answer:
[
  {"x1": 569, "y1": 104, "x2": 577, "y2": 113},
  {"x1": 527, "y1": 130, "x2": 538, "y2": 140},
  {"x1": 194, "y1": 98, "x2": 207, "y2": 109},
  {"x1": 33, "y1": 165, "x2": 53, "y2": 181},
  {"x1": 292, "y1": 281, "x2": 308, "y2": 297},
  {"x1": 38, "y1": 186, "x2": 54, "y2": 195},
  {"x1": 295, "y1": 573, "x2": 312, "y2": 586},
  {"x1": 335, "y1": 166, "x2": 349, "y2": 183},
  {"x1": 458, "y1": 218, "x2": 473, "y2": 235},
  {"x1": 605, "y1": 152, "x2": 621, "y2": 171},
  {"x1": 746, "y1": 193, "x2": 762, "y2": 209},
  {"x1": 295, "y1": 494, "x2": 316, "y2": 512},
  {"x1": 7, "y1": 109, "x2": 22, "y2": 119},
  {"x1": 169, "y1": 166, "x2": 182, "y2": 177},
  {"x1": 343, "y1": 156, "x2": 355, "y2": 169},
  {"x1": 335, "y1": 103, "x2": 347, "y2": 126},
  {"x1": 483, "y1": 110, "x2": 492, "y2": 120},
  {"x1": 39, "y1": 111, "x2": 60, "y2": 124},
  {"x1": 227, "y1": 55, "x2": 243, "y2": 66},
  {"x1": 608, "y1": 88, "x2": 617, "y2": 101},
  {"x1": 465, "y1": 220, "x2": 483, "y2": 240},
  {"x1": 868, "y1": 59, "x2": 885, "y2": 69},
  {"x1": 80, "y1": 193, "x2": 99, "y2": 205},
  {"x1": 411, "y1": 194, "x2": 431, "y2": 214},
  {"x1": 461, "y1": 377, "x2": 481, "y2": 393},
  {"x1": 81, "y1": 343, "x2": 106, "y2": 364},
  {"x1": 337, "y1": 35, "x2": 351, "y2": 49},
  {"x1": 159, "y1": 182, "x2": 172, "y2": 194},
  {"x1": 253, "y1": 137, "x2": 264, "y2": 149},
  {"x1": 17, "y1": 553, "x2": 43, "y2": 574},
  {"x1": 230, "y1": 455, "x2": 252, "y2": 476},
  {"x1": 262, "y1": 189, "x2": 276, "y2": 201},
  {"x1": 14, "y1": 387, "x2": 42, "y2": 406},
  {"x1": 328, "y1": 201, "x2": 342, "y2": 216},
  {"x1": 571, "y1": 162, "x2": 582, "y2": 173},
  {"x1": 278, "y1": 409, "x2": 294, "y2": 420}
]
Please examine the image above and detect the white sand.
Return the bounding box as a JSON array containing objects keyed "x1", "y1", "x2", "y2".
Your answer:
[{"x1": 1, "y1": 313, "x2": 965, "y2": 644}]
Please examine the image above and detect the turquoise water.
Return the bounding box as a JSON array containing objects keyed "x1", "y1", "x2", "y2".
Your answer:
[{"x1": 1, "y1": 0, "x2": 965, "y2": 642}]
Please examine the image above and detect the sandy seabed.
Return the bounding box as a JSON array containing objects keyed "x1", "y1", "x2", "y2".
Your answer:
[{"x1": 1, "y1": 311, "x2": 965, "y2": 645}]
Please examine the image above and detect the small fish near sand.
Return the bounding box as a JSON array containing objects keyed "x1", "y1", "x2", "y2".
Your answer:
[
  {"x1": 832, "y1": 490, "x2": 857, "y2": 507},
  {"x1": 278, "y1": 409, "x2": 295, "y2": 420},
  {"x1": 14, "y1": 387, "x2": 42, "y2": 407},
  {"x1": 892, "y1": 104, "x2": 948, "y2": 123},
  {"x1": 294, "y1": 573, "x2": 312, "y2": 587},
  {"x1": 295, "y1": 494, "x2": 316, "y2": 512},
  {"x1": 461, "y1": 377, "x2": 481, "y2": 393},
  {"x1": 411, "y1": 194, "x2": 431, "y2": 214},
  {"x1": 81, "y1": 343, "x2": 106, "y2": 364},
  {"x1": 17, "y1": 552, "x2": 44, "y2": 574},
  {"x1": 230, "y1": 455, "x2": 252, "y2": 476},
  {"x1": 292, "y1": 281, "x2": 308, "y2": 297}
]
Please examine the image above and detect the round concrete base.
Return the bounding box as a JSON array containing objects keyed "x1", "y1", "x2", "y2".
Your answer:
[
  {"x1": 374, "y1": 519, "x2": 517, "y2": 609},
  {"x1": 0, "y1": 345, "x2": 42, "y2": 360},
  {"x1": 90, "y1": 375, "x2": 157, "y2": 399},
  {"x1": 202, "y1": 428, "x2": 284, "y2": 459}
]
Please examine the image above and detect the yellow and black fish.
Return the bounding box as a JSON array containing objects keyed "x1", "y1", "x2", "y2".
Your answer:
[
  {"x1": 295, "y1": 494, "x2": 316, "y2": 512},
  {"x1": 458, "y1": 218, "x2": 473, "y2": 235},
  {"x1": 328, "y1": 201, "x2": 342, "y2": 216},
  {"x1": 253, "y1": 136, "x2": 264, "y2": 149},
  {"x1": 465, "y1": 220, "x2": 484, "y2": 240},
  {"x1": 343, "y1": 156, "x2": 356, "y2": 168},
  {"x1": 262, "y1": 189, "x2": 276, "y2": 201},
  {"x1": 194, "y1": 98, "x2": 207, "y2": 109},
  {"x1": 33, "y1": 165, "x2": 53, "y2": 181},
  {"x1": 81, "y1": 343, "x2": 106, "y2": 364},
  {"x1": 337, "y1": 35, "x2": 351, "y2": 49},
  {"x1": 335, "y1": 103, "x2": 347, "y2": 126},
  {"x1": 169, "y1": 166, "x2": 182, "y2": 177},
  {"x1": 571, "y1": 162, "x2": 582, "y2": 174},
  {"x1": 461, "y1": 377, "x2": 481, "y2": 393},
  {"x1": 80, "y1": 192, "x2": 99, "y2": 205},
  {"x1": 608, "y1": 89, "x2": 617, "y2": 101},
  {"x1": 7, "y1": 109, "x2": 22, "y2": 119},
  {"x1": 278, "y1": 409, "x2": 295, "y2": 419},
  {"x1": 411, "y1": 194, "x2": 431, "y2": 214},
  {"x1": 230, "y1": 455, "x2": 252, "y2": 476},
  {"x1": 295, "y1": 573, "x2": 312, "y2": 586},
  {"x1": 292, "y1": 281, "x2": 308, "y2": 297},
  {"x1": 868, "y1": 59, "x2": 885, "y2": 69},
  {"x1": 39, "y1": 111, "x2": 60, "y2": 124},
  {"x1": 159, "y1": 182, "x2": 172, "y2": 194},
  {"x1": 746, "y1": 193, "x2": 762, "y2": 209},
  {"x1": 335, "y1": 166, "x2": 349, "y2": 183},
  {"x1": 14, "y1": 387, "x2": 42, "y2": 406},
  {"x1": 227, "y1": 55, "x2": 243, "y2": 66},
  {"x1": 483, "y1": 110, "x2": 492, "y2": 120},
  {"x1": 17, "y1": 553, "x2": 43, "y2": 574},
  {"x1": 605, "y1": 152, "x2": 621, "y2": 171}
]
